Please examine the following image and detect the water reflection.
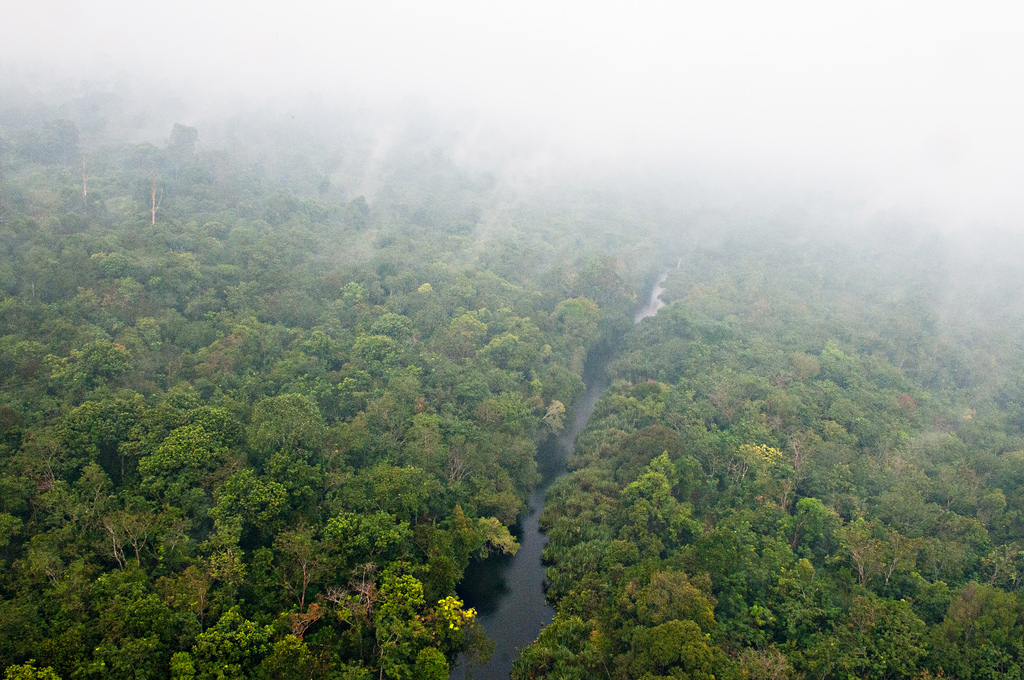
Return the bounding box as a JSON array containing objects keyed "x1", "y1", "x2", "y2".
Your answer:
[
  {"x1": 452, "y1": 275, "x2": 667, "y2": 679},
  {"x1": 634, "y1": 272, "x2": 667, "y2": 323}
]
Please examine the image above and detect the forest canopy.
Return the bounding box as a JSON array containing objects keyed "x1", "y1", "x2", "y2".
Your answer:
[{"x1": 3, "y1": 91, "x2": 1024, "y2": 680}]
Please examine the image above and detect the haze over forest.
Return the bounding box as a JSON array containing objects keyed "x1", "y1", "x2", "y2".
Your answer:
[
  {"x1": 3, "y1": 3, "x2": 1024, "y2": 680},
  {"x1": 5, "y1": 1, "x2": 1024, "y2": 226}
]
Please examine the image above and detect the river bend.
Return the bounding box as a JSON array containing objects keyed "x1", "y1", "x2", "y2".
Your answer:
[{"x1": 453, "y1": 274, "x2": 668, "y2": 679}]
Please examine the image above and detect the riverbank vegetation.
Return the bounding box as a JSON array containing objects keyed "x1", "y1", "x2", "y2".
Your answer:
[
  {"x1": 515, "y1": 224, "x2": 1024, "y2": 679},
  {"x1": 0, "y1": 105, "x2": 650, "y2": 679},
  {"x1": 4, "y1": 94, "x2": 1024, "y2": 680}
]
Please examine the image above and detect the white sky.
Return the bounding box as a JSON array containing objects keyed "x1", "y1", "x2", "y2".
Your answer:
[{"x1": 2, "y1": 0, "x2": 1023, "y2": 227}]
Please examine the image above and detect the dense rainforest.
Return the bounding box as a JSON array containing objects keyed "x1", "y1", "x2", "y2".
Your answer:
[
  {"x1": 0, "y1": 104, "x2": 651, "y2": 679},
  {"x1": 515, "y1": 229, "x2": 1024, "y2": 679},
  {"x1": 3, "y1": 95, "x2": 1024, "y2": 680}
]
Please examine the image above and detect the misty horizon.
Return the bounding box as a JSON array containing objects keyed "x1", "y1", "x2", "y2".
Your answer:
[
  {"x1": 3, "y1": 1, "x2": 1023, "y2": 230},
  {"x1": 6, "y1": 5, "x2": 1024, "y2": 679}
]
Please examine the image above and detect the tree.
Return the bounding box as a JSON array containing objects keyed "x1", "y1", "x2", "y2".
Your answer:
[
  {"x1": 3, "y1": 661, "x2": 61, "y2": 680},
  {"x1": 188, "y1": 607, "x2": 274, "y2": 680},
  {"x1": 48, "y1": 340, "x2": 133, "y2": 400},
  {"x1": 510, "y1": 614, "x2": 599, "y2": 680},
  {"x1": 621, "y1": 619, "x2": 720, "y2": 680},
  {"x1": 151, "y1": 175, "x2": 162, "y2": 225},
  {"x1": 248, "y1": 393, "x2": 326, "y2": 460},
  {"x1": 615, "y1": 453, "x2": 700, "y2": 558},
  {"x1": 838, "y1": 518, "x2": 883, "y2": 585},
  {"x1": 553, "y1": 297, "x2": 599, "y2": 340},
  {"x1": 59, "y1": 393, "x2": 145, "y2": 485},
  {"x1": 168, "y1": 124, "x2": 198, "y2": 161},
  {"x1": 139, "y1": 424, "x2": 229, "y2": 515},
  {"x1": 210, "y1": 470, "x2": 288, "y2": 541},
  {"x1": 273, "y1": 526, "x2": 327, "y2": 611},
  {"x1": 806, "y1": 596, "x2": 927, "y2": 680},
  {"x1": 631, "y1": 570, "x2": 717, "y2": 630},
  {"x1": 374, "y1": 571, "x2": 430, "y2": 680},
  {"x1": 413, "y1": 648, "x2": 448, "y2": 680},
  {"x1": 786, "y1": 497, "x2": 831, "y2": 552},
  {"x1": 930, "y1": 583, "x2": 1024, "y2": 679},
  {"x1": 541, "y1": 400, "x2": 566, "y2": 434},
  {"x1": 254, "y1": 636, "x2": 315, "y2": 680},
  {"x1": 736, "y1": 647, "x2": 796, "y2": 680}
]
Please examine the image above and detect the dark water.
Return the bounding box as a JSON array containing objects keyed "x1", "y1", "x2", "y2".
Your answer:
[{"x1": 452, "y1": 277, "x2": 666, "y2": 680}]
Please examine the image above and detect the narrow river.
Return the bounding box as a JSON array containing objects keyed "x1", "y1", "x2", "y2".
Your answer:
[{"x1": 452, "y1": 273, "x2": 668, "y2": 680}]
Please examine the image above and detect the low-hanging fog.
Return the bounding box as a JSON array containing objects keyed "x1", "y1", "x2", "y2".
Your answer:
[
  {"x1": 9, "y1": 6, "x2": 1024, "y2": 680},
  {"x1": 3, "y1": 1, "x2": 1023, "y2": 230}
]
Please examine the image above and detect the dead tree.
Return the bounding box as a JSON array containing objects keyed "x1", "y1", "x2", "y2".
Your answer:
[{"x1": 151, "y1": 176, "x2": 163, "y2": 225}]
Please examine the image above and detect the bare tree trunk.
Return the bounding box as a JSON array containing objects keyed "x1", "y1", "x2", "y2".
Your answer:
[
  {"x1": 151, "y1": 176, "x2": 162, "y2": 224},
  {"x1": 104, "y1": 521, "x2": 127, "y2": 570},
  {"x1": 300, "y1": 562, "x2": 309, "y2": 611}
]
